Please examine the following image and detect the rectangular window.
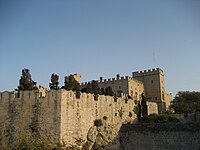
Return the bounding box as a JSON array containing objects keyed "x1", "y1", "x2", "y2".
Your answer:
[
  {"x1": 151, "y1": 80, "x2": 153, "y2": 84},
  {"x1": 135, "y1": 92, "x2": 138, "y2": 98},
  {"x1": 131, "y1": 90, "x2": 133, "y2": 97}
]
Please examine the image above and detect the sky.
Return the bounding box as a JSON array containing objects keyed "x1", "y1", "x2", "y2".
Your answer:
[{"x1": 0, "y1": 0, "x2": 200, "y2": 97}]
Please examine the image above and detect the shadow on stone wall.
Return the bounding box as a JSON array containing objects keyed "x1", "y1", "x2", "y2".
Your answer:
[
  {"x1": 82, "y1": 120, "x2": 200, "y2": 150},
  {"x1": 118, "y1": 122, "x2": 200, "y2": 150}
]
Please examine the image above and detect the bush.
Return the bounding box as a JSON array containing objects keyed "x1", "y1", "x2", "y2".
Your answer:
[
  {"x1": 1, "y1": 136, "x2": 78, "y2": 150},
  {"x1": 94, "y1": 119, "x2": 102, "y2": 126},
  {"x1": 11, "y1": 136, "x2": 54, "y2": 150},
  {"x1": 103, "y1": 116, "x2": 108, "y2": 120},
  {"x1": 141, "y1": 114, "x2": 179, "y2": 123}
]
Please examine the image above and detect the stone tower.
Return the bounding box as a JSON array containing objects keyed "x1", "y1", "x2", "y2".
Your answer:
[
  {"x1": 65, "y1": 74, "x2": 81, "y2": 84},
  {"x1": 132, "y1": 68, "x2": 172, "y2": 113}
]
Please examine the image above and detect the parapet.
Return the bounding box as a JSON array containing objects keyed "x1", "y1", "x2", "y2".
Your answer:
[
  {"x1": 81, "y1": 73, "x2": 146, "y2": 86},
  {"x1": 132, "y1": 68, "x2": 164, "y2": 77}
]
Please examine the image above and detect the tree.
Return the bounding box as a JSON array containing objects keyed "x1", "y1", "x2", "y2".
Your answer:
[
  {"x1": 91, "y1": 80, "x2": 100, "y2": 100},
  {"x1": 133, "y1": 102, "x2": 141, "y2": 121},
  {"x1": 81, "y1": 80, "x2": 100, "y2": 94},
  {"x1": 105, "y1": 86, "x2": 114, "y2": 96},
  {"x1": 100, "y1": 88, "x2": 105, "y2": 95},
  {"x1": 141, "y1": 93, "x2": 148, "y2": 117},
  {"x1": 63, "y1": 75, "x2": 80, "y2": 91},
  {"x1": 81, "y1": 87, "x2": 87, "y2": 93},
  {"x1": 80, "y1": 80, "x2": 100, "y2": 100},
  {"x1": 91, "y1": 80, "x2": 100, "y2": 95},
  {"x1": 86, "y1": 82, "x2": 93, "y2": 93},
  {"x1": 18, "y1": 69, "x2": 37, "y2": 91},
  {"x1": 49, "y1": 73, "x2": 59, "y2": 90},
  {"x1": 63, "y1": 75, "x2": 80, "y2": 98},
  {"x1": 171, "y1": 91, "x2": 200, "y2": 115}
]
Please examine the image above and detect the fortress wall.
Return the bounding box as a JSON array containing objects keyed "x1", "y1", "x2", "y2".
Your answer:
[
  {"x1": 147, "y1": 102, "x2": 158, "y2": 115},
  {"x1": 120, "y1": 123, "x2": 200, "y2": 150},
  {"x1": 128, "y1": 79, "x2": 144, "y2": 100},
  {"x1": 0, "y1": 90, "x2": 61, "y2": 147},
  {"x1": 132, "y1": 68, "x2": 164, "y2": 104},
  {"x1": 132, "y1": 68, "x2": 164, "y2": 77},
  {"x1": 60, "y1": 90, "x2": 137, "y2": 146},
  {"x1": 0, "y1": 90, "x2": 158, "y2": 147},
  {"x1": 60, "y1": 91, "x2": 96, "y2": 145},
  {"x1": 98, "y1": 78, "x2": 129, "y2": 97},
  {"x1": 164, "y1": 93, "x2": 172, "y2": 110},
  {"x1": 81, "y1": 75, "x2": 144, "y2": 99},
  {"x1": 81, "y1": 77, "x2": 129, "y2": 97}
]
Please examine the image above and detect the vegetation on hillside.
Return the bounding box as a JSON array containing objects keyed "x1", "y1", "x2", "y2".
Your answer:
[
  {"x1": 141, "y1": 114, "x2": 179, "y2": 123},
  {"x1": 133, "y1": 93, "x2": 147, "y2": 121}
]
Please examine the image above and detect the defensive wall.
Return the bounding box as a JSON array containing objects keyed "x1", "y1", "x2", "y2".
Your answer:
[
  {"x1": 132, "y1": 68, "x2": 164, "y2": 102},
  {"x1": 81, "y1": 68, "x2": 172, "y2": 114},
  {"x1": 81, "y1": 74, "x2": 144, "y2": 99},
  {"x1": 132, "y1": 68, "x2": 164, "y2": 76},
  {"x1": 120, "y1": 123, "x2": 200, "y2": 150},
  {"x1": 132, "y1": 68, "x2": 172, "y2": 112},
  {"x1": 0, "y1": 89, "x2": 158, "y2": 147}
]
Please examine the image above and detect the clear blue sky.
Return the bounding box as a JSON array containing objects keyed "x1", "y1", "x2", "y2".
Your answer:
[{"x1": 0, "y1": 0, "x2": 200, "y2": 97}]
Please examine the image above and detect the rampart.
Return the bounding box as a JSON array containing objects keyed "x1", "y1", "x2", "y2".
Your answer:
[
  {"x1": 81, "y1": 74, "x2": 144, "y2": 99},
  {"x1": 132, "y1": 68, "x2": 164, "y2": 77},
  {"x1": 81, "y1": 75, "x2": 143, "y2": 86},
  {"x1": 0, "y1": 89, "x2": 158, "y2": 147},
  {"x1": 0, "y1": 90, "x2": 62, "y2": 147},
  {"x1": 120, "y1": 123, "x2": 200, "y2": 150}
]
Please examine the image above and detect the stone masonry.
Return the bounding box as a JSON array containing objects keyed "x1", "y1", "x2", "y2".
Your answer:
[
  {"x1": 0, "y1": 89, "x2": 158, "y2": 147},
  {"x1": 0, "y1": 68, "x2": 171, "y2": 147},
  {"x1": 81, "y1": 68, "x2": 172, "y2": 113}
]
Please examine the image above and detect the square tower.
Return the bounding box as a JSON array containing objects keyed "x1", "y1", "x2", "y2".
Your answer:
[{"x1": 132, "y1": 68, "x2": 172, "y2": 113}]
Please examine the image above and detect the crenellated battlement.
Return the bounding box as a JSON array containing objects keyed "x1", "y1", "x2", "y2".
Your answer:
[
  {"x1": 132, "y1": 68, "x2": 163, "y2": 77},
  {"x1": 0, "y1": 89, "x2": 131, "y2": 104},
  {"x1": 0, "y1": 67, "x2": 170, "y2": 147},
  {"x1": 81, "y1": 74, "x2": 143, "y2": 86}
]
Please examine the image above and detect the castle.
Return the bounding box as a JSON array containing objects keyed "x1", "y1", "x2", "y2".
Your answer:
[
  {"x1": 0, "y1": 68, "x2": 171, "y2": 147},
  {"x1": 81, "y1": 68, "x2": 172, "y2": 113}
]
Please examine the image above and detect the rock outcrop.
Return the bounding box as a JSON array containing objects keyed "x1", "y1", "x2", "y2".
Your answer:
[{"x1": 83, "y1": 120, "x2": 121, "y2": 150}]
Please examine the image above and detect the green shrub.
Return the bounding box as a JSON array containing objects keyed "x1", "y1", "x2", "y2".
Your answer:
[
  {"x1": 103, "y1": 116, "x2": 108, "y2": 120},
  {"x1": 141, "y1": 114, "x2": 179, "y2": 123},
  {"x1": 11, "y1": 136, "x2": 54, "y2": 150},
  {"x1": 94, "y1": 119, "x2": 102, "y2": 126},
  {"x1": 133, "y1": 104, "x2": 141, "y2": 121}
]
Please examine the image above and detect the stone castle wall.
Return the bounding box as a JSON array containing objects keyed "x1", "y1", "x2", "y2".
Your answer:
[
  {"x1": 120, "y1": 123, "x2": 200, "y2": 150},
  {"x1": 0, "y1": 89, "x2": 158, "y2": 147},
  {"x1": 132, "y1": 68, "x2": 172, "y2": 112},
  {"x1": 60, "y1": 90, "x2": 137, "y2": 145},
  {"x1": 147, "y1": 101, "x2": 158, "y2": 115},
  {"x1": 0, "y1": 90, "x2": 62, "y2": 147},
  {"x1": 132, "y1": 68, "x2": 164, "y2": 102},
  {"x1": 81, "y1": 75, "x2": 144, "y2": 99}
]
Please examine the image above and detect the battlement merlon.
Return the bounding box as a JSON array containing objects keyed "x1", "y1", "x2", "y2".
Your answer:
[
  {"x1": 81, "y1": 73, "x2": 145, "y2": 86},
  {"x1": 132, "y1": 68, "x2": 164, "y2": 77},
  {"x1": 81, "y1": 74, "x2": 127, "y2": 85}
]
